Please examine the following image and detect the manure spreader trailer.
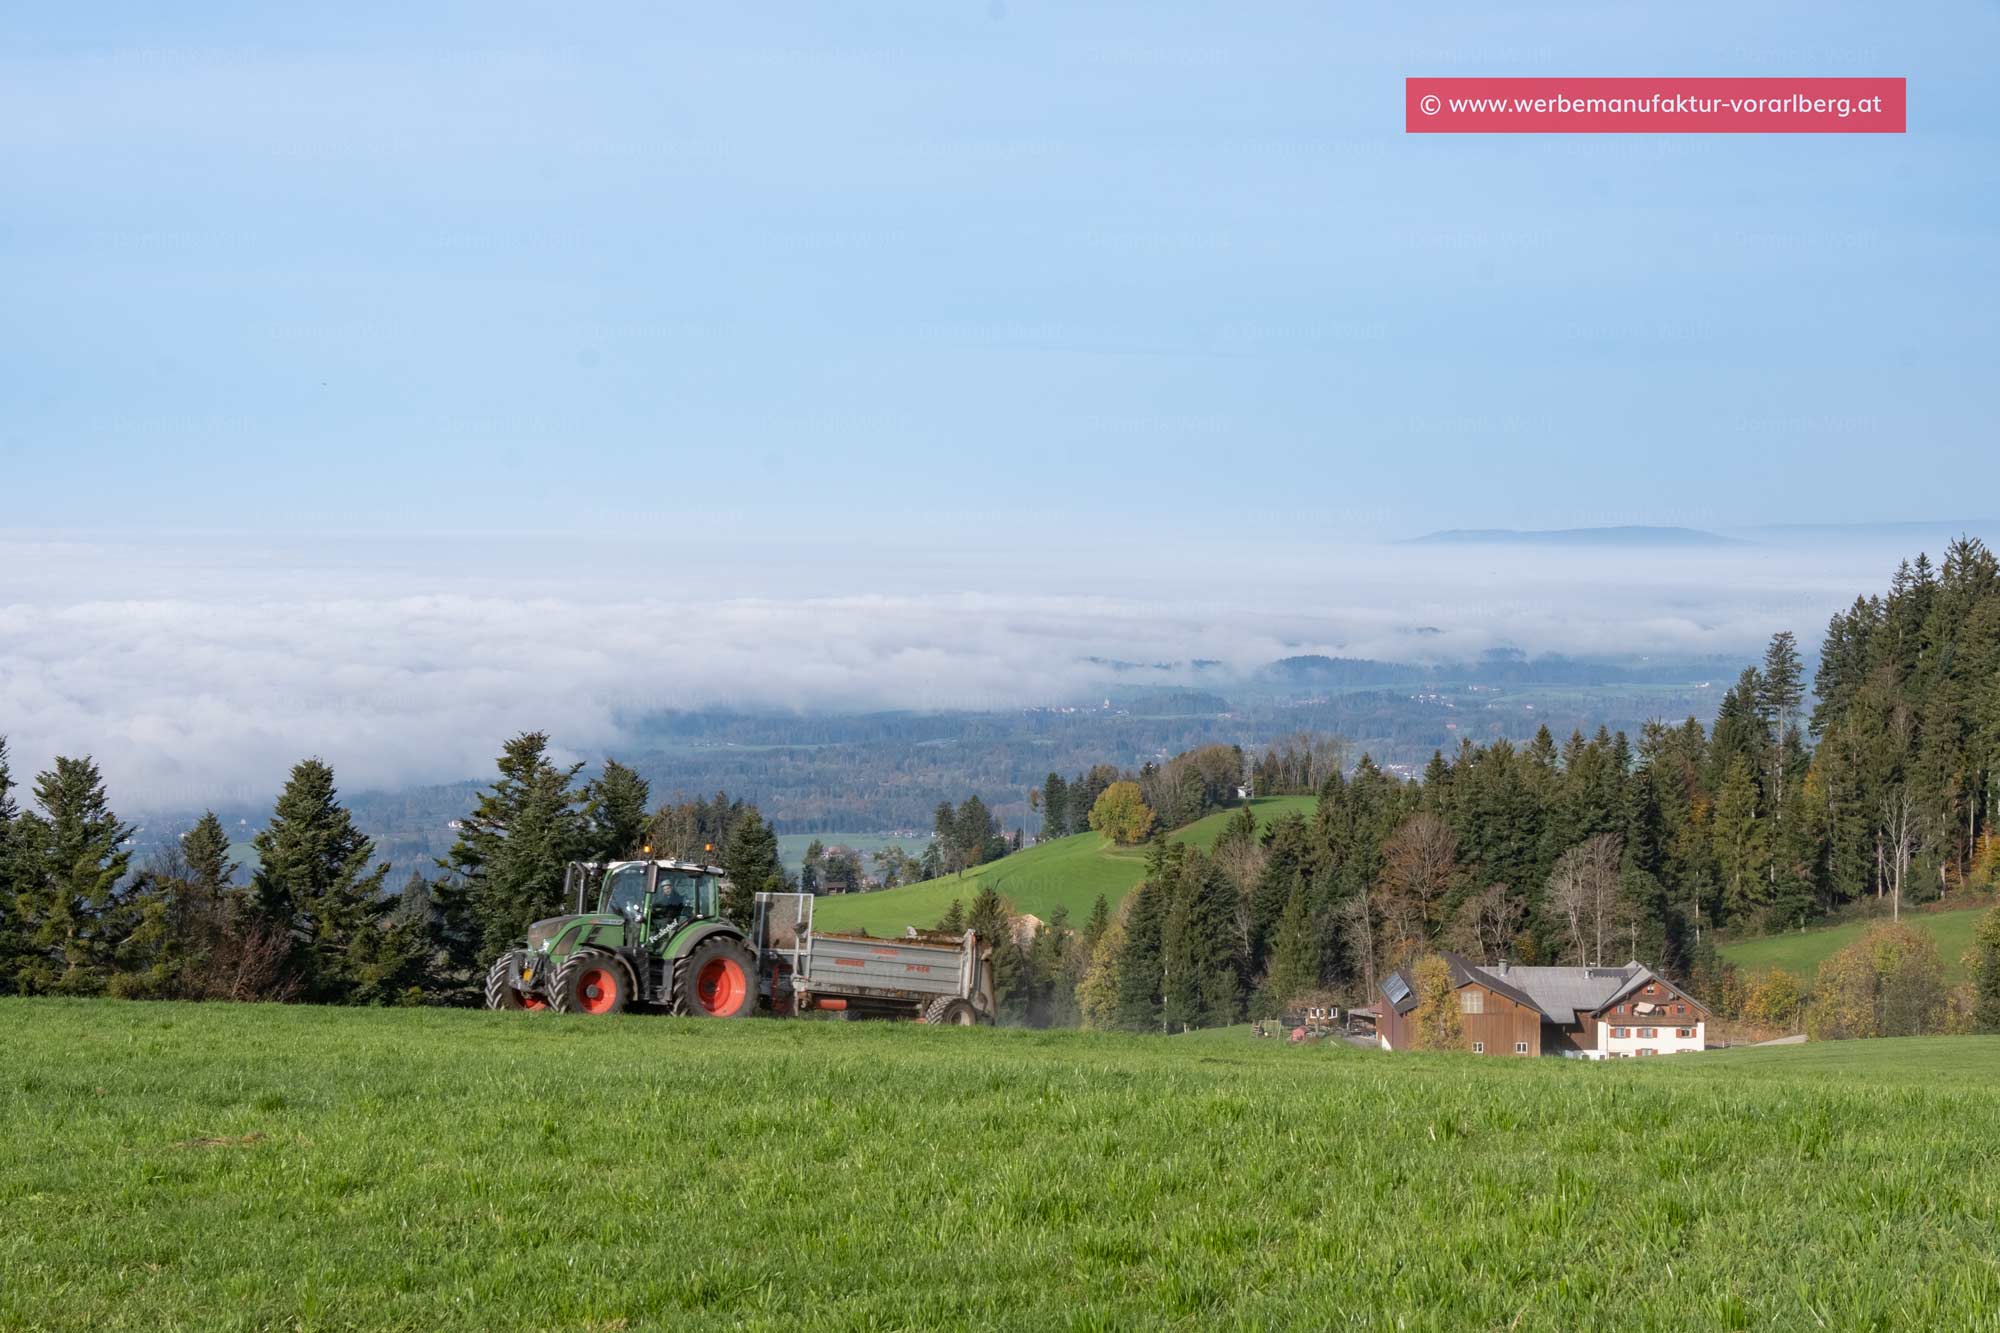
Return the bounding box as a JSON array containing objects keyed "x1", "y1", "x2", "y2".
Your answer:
[{"x1": 485, "y1": 861, "x2": 994, "y2": 1024}]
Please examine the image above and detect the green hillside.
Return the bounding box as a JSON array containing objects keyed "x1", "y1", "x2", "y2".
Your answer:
[
  {"x1": 812, "y1": 796, "x2": 1315, "y2": 935},
  {"x1": 1719, "y1": 904, "x2": 1989, "y2": 982},
  {"x1": 5, "y1": 999, "x2": 1998, "y2": 1328}
]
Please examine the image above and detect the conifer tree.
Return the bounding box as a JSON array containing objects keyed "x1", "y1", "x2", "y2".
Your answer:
[
  {"x1": 0, "y1": 736, "x2": 19, "y2": 991},
  {"x1": 1042, "y1": 772, "x2": 1070, "y2": 839},
  {"x1": 10, "y1": 756, "x2": 135, "y2": 995},
  {"x1": 1161, "y1": 853, "x2": 1246, "y2": 1030},
  {"x1": 937, "y1": 897, "x2": 966, "y2": 934},
  {"x1": 1080, "y1": 893, "x2": 1111, "y2": 956},
  {"x1": 1264, "y1": 879, "x2": 1321, "y2": 1007},
  {"x1": 113, "y1": 811, "x2": 238, "y2": 1000},
  {"x1": 252, "y1": 758, "x2": 401, "y2": 1003},
  {"x1": 1077, "y1": 915, "x2": 1126, "y2": 1030},
  {"x1": 440, "y1": 732, "x2": 590, "y2": 967},
  {"x1": 1112, "y1": 878, "x2": 1166, "y2": 1031},
  {"x1": 719, "y1": 808, "x2": 783, "y2": 927},
  {"x1": 965, "y1": 882, "x2": 1021, "y2": 1018},
  {"x1": 585, "y1": 760, "x2": 651, "y2": 861}
]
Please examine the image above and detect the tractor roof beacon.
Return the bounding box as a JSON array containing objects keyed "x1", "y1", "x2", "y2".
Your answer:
[{"x1": 485, "y1": 859, "x2": 759, "y2": 1019}]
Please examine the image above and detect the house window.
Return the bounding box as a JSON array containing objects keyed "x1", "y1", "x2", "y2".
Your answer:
[
  {"x1": 1515, "y1": 1041, "x2": 1529, "y2": 1054},
  {"x1": 1472, "y1": 1041, "x2": 1484, "y2": 1053},
  {"x1": 1643, "y1": 984, "x2": 1657, "y2": 996},
  {"x1": 1677, "y1": 1028, "x2": 1693, "y2": 1038},
  {"x1": 1639, "y1": 1027, "x2": 1657, "y2": 1039},
  {"x1": 1675, "y1": 1004, "x2": 1687, "y2": 1015},
  {"x1": 1613, "y1": 1027, "x2": 1630, "y2": 1038},
  {"x1": 1460, "y1": 990, "x2": 1484, "y2": 1015}
]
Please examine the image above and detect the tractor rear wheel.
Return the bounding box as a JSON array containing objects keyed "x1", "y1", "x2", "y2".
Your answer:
[
  {"x1": 485, "y1": 954, "x2": 547, "y2": 1012},
  {"x1": 921, "y1": 996, "x2": 981, "y2": 1027},
  {"x1": 672, "y1": 938, "x2": 759, "y2": 1018},
  {"x1": 549, "y1": 951, "x2": 630, "y2": 1016}
]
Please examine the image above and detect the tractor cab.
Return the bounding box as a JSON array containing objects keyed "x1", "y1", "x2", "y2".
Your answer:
[{"x1": 594, "y1": 860, "x2": 724, "y2": 944}]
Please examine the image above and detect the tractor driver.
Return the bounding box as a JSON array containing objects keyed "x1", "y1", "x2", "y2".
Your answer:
[{"x1": 653, "y1": 872, "x2": 692, "y2": 928}]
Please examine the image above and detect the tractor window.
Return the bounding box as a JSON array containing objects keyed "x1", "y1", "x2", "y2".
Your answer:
[
  {"x1": 652, "y1": 872, "x2": 697, "y2": 929},
  {"x1": 602, "y1": 866, "x2": 647, "y2": 919}
]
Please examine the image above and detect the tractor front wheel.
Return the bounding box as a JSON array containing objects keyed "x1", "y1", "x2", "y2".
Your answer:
[
  {"x1": 485, "y1": 954, "x2": 547, "y2": 1012},
  {"x1": 549, "y1": 951, "x2": 630, "y2": 1016},
  {"x1": 673, "y1": 939, "x2": 759, "y2": 1018}
]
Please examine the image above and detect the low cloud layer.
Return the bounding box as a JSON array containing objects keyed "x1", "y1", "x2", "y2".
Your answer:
[{"x1": 0, "y1": 529, "x2": 1955, "y2": 812}]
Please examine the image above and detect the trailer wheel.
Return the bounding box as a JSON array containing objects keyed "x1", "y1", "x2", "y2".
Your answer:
[
  {"x1": 921, "y1": 997, "x2": 981, "y2": 1027},
  {"x1": 485, "y1": 954, "x2": 547, "y2": 1012},
  {"x1": 673, "y1": 939, "x2": 759, "y2": 1018},
  {"x1": 550, "y1": 951, "x2": 629, "y2": 1015}
]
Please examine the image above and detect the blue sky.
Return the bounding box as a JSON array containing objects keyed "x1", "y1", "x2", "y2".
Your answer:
[{"x1": 5, "y1": 2, "x2": 1993, "y2": 540}]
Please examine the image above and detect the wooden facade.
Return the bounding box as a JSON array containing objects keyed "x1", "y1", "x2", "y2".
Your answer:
[{"x1": 1376, "y1": 975, "x2": 1541, "y2": 1055}]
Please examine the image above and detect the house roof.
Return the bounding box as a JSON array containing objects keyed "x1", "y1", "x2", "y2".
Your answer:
[
  {"x1": 1380, "y1": 955, "x2": 1711, "y2": 1024},
  {"x1": 1484, "y1": 963, "x2": 1641, "y2": 1021},
  {"x1": 1438, "y1": 951, "x2": 1546, "y2": 1013}
]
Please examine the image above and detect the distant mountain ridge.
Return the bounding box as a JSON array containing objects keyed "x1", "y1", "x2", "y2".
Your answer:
[{"x1": 1406, "y1": 525, "x2": 1745, "y2": 547}]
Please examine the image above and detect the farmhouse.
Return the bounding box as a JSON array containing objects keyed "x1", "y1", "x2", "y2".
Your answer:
[{"x1": 1374, "y1": 952, "x2": 1709, "y2": 1058}]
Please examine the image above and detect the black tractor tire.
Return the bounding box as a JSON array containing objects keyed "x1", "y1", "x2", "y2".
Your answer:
[
  {"x1": 672, "y1": 938, "x2": 760, "y2": 1018},
  {"x1": 921, "y1": 996, "x2": 982, "y2": 1027},
  {"x1": 485, "y1": 954, "x2": 548, "y2": 1012},
  {"x1": 548, "y1": 950, "x2": 631, "y2": 1016}
]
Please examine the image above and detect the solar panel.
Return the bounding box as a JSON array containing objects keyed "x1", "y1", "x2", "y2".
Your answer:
[{"x1": 1383, "y1": 974, "x2": 1412, "y2": 1005}]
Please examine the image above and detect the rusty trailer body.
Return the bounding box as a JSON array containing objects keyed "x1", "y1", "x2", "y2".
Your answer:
[{"x1": 751, "y1": 891, "x2": 996, "y2": 1024}]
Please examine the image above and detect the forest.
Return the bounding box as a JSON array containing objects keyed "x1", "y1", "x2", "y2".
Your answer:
[{"x1": 2, "y1": 541, "x2": 1997, "y2": 1034}]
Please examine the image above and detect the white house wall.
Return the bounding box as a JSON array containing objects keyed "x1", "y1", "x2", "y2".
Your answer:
[{"x1": 1596, "y1": 1021, "x2": 1704, "y2": 1057}]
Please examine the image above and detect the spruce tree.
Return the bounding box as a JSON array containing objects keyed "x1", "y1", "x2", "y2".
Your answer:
[
  {"x1": 113, "y1": 811, "x2": 238, "y2": 1000},
  {"x1": 1264, "y1": 879, "x2": 1321, "y2": 1008},
  {"x1": 1042, "y1": 772, "x2": 1070, "y2": 839},
  {"x1": 252, "y1": 758, "x2": 398, "y2": 1003},
  {"x1": 585, "y1": 760, "x2": 651, "y2": 861},
  {"x1": 937, "y1": 897, "x2": 966, "y2": 934},
  {"x1": 0, "y1": 736, "x2": 18, "y2": 991},
  {"x1": 10, "y1": 756, "x2": 135, "y2": 996},
  {"x1": 1080, "y1": 893, "x2": 1111, "y2": 956},
  {"x1": 963, "y1": 882, "x2": 1024, "y2": 1019},
  {"x1": 720, "y1": 808, "x2": 784, "y2": 927},
  {"x1": 1162, "y1": 853, "x2": 1245, "y2": 1030},
  {"x1": 440, "y1": 732, "x2": 590, "y2": 967},
  {"x1": 1112, "y1": 878, "x2": 1166, "y2": 1031}
]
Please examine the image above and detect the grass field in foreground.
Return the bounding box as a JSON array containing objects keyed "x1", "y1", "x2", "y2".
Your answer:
[
  {"x1": 811, "y1": 796, "x2": 1315, "y2": 935},
  {"x1": 4, "y1": 1000, "x2": 1998, "y2": 1330},
  {"x1": 1718, "y1": 903, "x2": 1988, "y2": 982}
]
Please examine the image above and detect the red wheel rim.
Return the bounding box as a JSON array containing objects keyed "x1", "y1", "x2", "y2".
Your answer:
[
  {"x1": 694, "y1": 957, "x2": 747, "y2": 1015},
  {"x1": 575, "y1": 967, "x2": 618, "y2": 1015}
]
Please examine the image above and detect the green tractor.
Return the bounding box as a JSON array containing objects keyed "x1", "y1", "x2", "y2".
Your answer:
[{"x1": 484, "y1": 859, "x2": 760, "y2": 1018}]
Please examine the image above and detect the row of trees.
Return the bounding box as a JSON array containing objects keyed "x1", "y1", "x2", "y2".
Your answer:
[
  {"x1": 0, "y1": 732, "x2": 794, "y2": 1006},
  {"x1": 1036, "y1": 746, "x2": 1246, "y2": 845}
]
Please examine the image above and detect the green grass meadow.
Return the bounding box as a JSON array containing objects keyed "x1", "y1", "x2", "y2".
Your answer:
[
  {"x1": 3, "y1": 1000, "x2": 1998, "y2": 1330},
  {"x1": 812, "y1": 796, "x2": 1315, "y2": 936},
  {"x1": 1718, "y1": 903, "x2": 1988, "y2": 982}
]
